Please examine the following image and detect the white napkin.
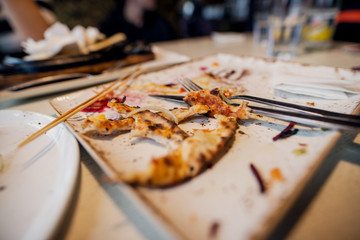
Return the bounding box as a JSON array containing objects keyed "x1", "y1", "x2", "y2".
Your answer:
[
  {"x1": 22, "y1": 22, "x2": 105, "y2": 61},
  {"x1": 271, "y1": 63, "x2": 360, "y2": 100}
]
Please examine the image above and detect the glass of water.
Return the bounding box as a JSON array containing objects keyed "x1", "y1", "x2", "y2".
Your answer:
[
  {"x1": 267, "y1": 0, "x2": 307, "y2": 60},
  {"x1": 253, "y1": 0, "x2": 273, "y2": 45}
]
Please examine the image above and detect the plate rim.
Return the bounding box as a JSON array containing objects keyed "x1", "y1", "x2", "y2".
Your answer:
[{"x1": 0, "y1": 109, "x2": 80, "y2": 240}]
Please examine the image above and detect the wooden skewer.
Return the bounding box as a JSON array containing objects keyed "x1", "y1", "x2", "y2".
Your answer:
[{"x1": 18, "y1": 67, "x2": 146, "y2": 149}]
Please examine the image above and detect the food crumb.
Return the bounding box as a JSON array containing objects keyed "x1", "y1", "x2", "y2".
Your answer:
[
  {"x1": 250, "y1": 163, "x2": 266, "y2": 193},
  {"x1": 306, "y1": 102, "x2": 315, "y2": 106},
  {"x1": 212, "y1": 62, "x2": 219, "y2": 67},
  {"x1": 238, "y1": 130, "x2": 246, "y2": 135},
  {"x1": 271, "y1": 168, "x2": 284, "y2": 181},
  {"x1": 293, "y1": 147, "x2": 307, "y2": 156},
  {"x1": 209, "y1": 221, "x2": 220, "y2": 238},
  {"x1": 273, "y1": 122, "x2": 298, "y2": 141},
  {"x1": 0, "y1": 186, "x2": 5, "y2": 191}
]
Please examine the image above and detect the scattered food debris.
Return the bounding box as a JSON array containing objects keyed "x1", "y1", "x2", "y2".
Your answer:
[
  {"x1": 238, "y1": 130, "x2": 246, "y2": 135},
  {"x1": 209, "y1": 221, "x2": 220, "y2": 238},
  {"x1": 212, "y1": 62, "x2": 219, "y2": 67},
  {"x1": 306, "y1": 102, "x2": 315, "y2": 106},
  {"x1": 250, "y1": 163, "x2": 266, "y2": 193},
  {"x1": 273, "y1": 122, "x2": 298, "y2": 141},
  {"x1": 293, "y1": 147, "x2": 307, "y2": 156},
  {"x1": 270, "y1": 168, "x2": 284, "y2": 182}
]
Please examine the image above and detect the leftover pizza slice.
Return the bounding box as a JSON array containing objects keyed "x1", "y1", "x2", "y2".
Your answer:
[
  {"x1": 82, "y1": 89, "x2": 249, "y2": 187},
  {"x1": 82, "y1": 99, "x2": 209, "y2": 147},
  {"x1": 121, "y1": 114, "x2": 237, "y2": 187},
  {"x1": 184, "y1": 88, "x2": 250, "y2": 119}
]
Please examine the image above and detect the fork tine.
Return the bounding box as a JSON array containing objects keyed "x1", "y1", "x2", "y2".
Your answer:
[
  {"x1": 177, "y1": 78, "x2": 203, "y2": 92},
  {"x1": 176, "y1": 78, "x2": 190, "y2": 92},
  {"x1": 186, "y1": 78, "x2": 203, "y2": 91},
  {"x1": 177, "y1": 78, "x2": 194, "y2": 92}
]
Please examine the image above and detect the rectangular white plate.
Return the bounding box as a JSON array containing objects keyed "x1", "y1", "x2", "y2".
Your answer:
[{"x1": 50, "y1": 54, "x2": 360, "y2": 240}]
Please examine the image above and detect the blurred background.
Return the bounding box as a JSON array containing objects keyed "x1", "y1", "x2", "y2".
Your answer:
[
  {"x1": 1, "y1": 0, "x2": 359, "y2": 58},
  {"x1": 50, "y1": 0, "x2": 254, "y2": 38},
  {"x1": 50, "y1": 0, "x2": 360, "y2": 42}
]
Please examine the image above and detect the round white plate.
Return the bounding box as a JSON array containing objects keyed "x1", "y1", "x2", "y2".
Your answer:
[{"x1": 0, "y1": 110, "x2": 79, "y2": 240}]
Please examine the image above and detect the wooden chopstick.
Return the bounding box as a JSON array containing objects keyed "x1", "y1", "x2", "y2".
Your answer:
[{"x1": 18, "y1": 67, "x2": 146, "y2": 149}]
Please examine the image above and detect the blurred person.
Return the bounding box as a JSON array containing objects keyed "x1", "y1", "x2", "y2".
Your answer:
[
  {"x1": 178, "y1": 0, "x2": 212, "y2": 37},
  {"x1": 0, "y1": 0, "x2": 56, "y2": 57},
  {"x1": 100, "y1": 0, "x2": 178, "y2": 43}
]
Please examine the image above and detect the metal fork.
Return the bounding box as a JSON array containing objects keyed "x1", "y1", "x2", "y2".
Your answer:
[
  {"x1": 178, "y1": 78, "x2": 360, "y2": 120},
  {"x1": 178, "y1": 77, "x2": 203, "y2": 92},
  {"x1": 175, "y1": 77, "x2": 360, "y2": 131}
]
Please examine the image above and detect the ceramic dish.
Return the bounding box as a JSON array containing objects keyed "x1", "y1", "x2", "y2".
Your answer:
[{"x1": 0, "y1": 110, "x2": 79, "y2": 240}]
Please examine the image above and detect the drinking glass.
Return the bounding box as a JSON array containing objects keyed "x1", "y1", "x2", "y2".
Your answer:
[
  {"x1": 267, "y1": 0, "x2": 307, "y2": 59},
  {"x1": 253, "y1": 0, "x2": 273, "y2": 45},
  {"x1": 303, "y1": 0, "x2": 340, "y2": 51}
]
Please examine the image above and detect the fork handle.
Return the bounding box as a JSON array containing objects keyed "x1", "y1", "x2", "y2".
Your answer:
[
  {"x1": 230, "y1": 95, "x2": 360, "y2": 121},
  {"x1": 250, "y1": 106, "x2": 360, "y2": 131}
]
